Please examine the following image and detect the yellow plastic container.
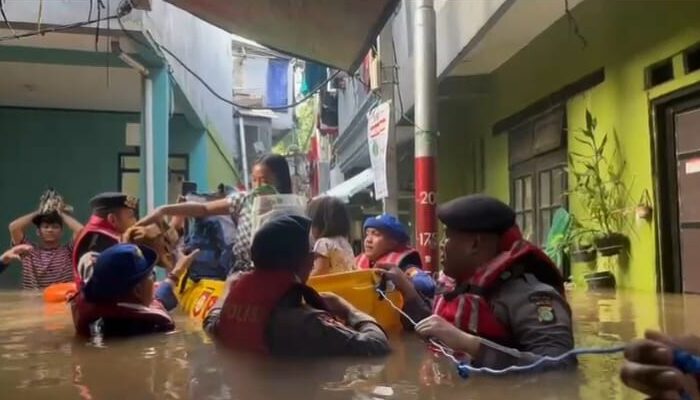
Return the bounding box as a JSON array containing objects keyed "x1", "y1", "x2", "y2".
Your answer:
[
  {"x1": 308, "y1": 269, "x2": 404, "y2": 333},
  {"x1": 176, "y1": 269, "x2": 404, "y2": 332},
  {"x1": 176, "y1": 277, "x2": 225, "y2": 323}
]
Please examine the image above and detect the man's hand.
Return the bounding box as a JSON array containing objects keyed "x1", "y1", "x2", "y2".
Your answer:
[
  {"x1": 170, "y1": 249, "x2": 201, "y2": 280},
  {"x1": 621, "y1": 330, "x2": 700, "y2": 400},
  {"x1": 415, "y1": 315, "x2": 480, "y2": 356},
  {"x1": 375, "y1": 266, "x2": 419, "y2": 300},
  {"x1": 320, "y1": 292, "x2": 357, "y2": 321},
  {"x1": 0, "y1": 244, "x2": 33, "y2": 264}
]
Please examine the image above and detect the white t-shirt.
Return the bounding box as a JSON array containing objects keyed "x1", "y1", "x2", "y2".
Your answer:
[{"x1": 313, "y1": 236, "x2": 357, "y2": 274}]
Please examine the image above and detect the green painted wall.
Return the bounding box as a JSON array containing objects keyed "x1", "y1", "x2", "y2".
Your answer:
[
  {"x1": 440, "y1": 0, "x2": 700, "y2": 291},
  {"x1": 0, "y1": 108, "x2": 217, "y2": 288},
  {"x1": 205, "y1": 127, "x2": 239, "y2": 190}
]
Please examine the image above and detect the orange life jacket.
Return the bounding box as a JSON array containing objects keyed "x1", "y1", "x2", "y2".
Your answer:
[
  {"x1": 356, "y1": 247, "x2": 422, "y2": 270},
  {"x1": 434, "y1": 239, "x2": 565, "y2": 345}
]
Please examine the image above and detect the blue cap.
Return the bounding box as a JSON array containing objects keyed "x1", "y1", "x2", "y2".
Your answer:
[
  {"x1": 83, "y1": 243, "x2": 157, "y2": 303},
  {"x1": 363, "y1": 214, "x2": 410, "y2": 244}
]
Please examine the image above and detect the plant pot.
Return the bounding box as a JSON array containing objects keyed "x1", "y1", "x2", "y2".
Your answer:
[
  {"x1": 594, "y1": 233, "x2": 629, "y2": 257},
  {"x1": 571, "y1": 247, "x2": 597, "y2": 263},
  {"x1": 584, "y1": 271, "x2": 616, "y2": 291}
]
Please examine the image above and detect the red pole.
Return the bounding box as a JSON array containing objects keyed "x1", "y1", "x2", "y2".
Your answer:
[{"x1": 414, "y1": 0, "x2": 438, "y2": 272}]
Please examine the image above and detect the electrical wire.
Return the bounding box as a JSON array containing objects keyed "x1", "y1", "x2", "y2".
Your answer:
[
  {"x1": 0, "y1": 0, "x2": 16, "y2": 37},
  {"x1": 114, "y1": 6, "x2": 338, "y2": 111},
  {"x1": 0, "y1": 13, "x2": 120, "y2": 43}
]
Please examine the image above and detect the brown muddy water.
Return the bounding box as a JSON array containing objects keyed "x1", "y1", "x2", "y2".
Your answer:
[{"x1": 0, "y1": 289, "x2": 695, "y2": 400}]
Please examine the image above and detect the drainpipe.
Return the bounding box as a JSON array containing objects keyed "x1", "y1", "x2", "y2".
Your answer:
[
  {"x1": 414, "y1": 0, "x2": 438, "y2": 272},
  {"x1": 237, "y1": 111, "x2": 250, "y2": 189},
  {"x1": 143, "y1": 76, "x2": 155, "y2": 212}
]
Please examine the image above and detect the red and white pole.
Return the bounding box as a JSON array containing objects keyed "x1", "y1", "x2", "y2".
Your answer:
[{"x1": 414, "y1": 0, "x2": 438, "y2": 272}]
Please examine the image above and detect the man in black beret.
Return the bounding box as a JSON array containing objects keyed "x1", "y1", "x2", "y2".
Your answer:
[
  {"x1": 204, "y1": 214, "x2": 390, "y2": 357},
  {"x1": 72, "y1": 192, "x2": 139, "y2": 288},
  {"x1": 385, "y1": 194, "x2": 574, "y2": 369}
]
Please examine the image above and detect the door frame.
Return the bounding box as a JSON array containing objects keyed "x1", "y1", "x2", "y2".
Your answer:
[{"x1": 651, "y1": 83, "x2": 700, "y2": 293}]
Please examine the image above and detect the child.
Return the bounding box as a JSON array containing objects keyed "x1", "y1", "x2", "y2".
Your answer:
[
  {"x1": 306, "y1": 196, "x2": 356, "y2": 276},
  {"x1": 357, "y1": 214, "x2": 435, "y2": 300}
]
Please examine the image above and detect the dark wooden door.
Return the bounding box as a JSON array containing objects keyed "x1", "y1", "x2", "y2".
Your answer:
[{"x1": 674, "y1": 105, "x2": 700, "y2": 293}]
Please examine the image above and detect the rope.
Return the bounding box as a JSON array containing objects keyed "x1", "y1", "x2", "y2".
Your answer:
[{"x1": 375, "y1": 288, "x2": 625, "y2": 377}]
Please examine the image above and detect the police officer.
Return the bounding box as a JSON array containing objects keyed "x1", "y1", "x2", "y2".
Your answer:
[
  {"x1": 386, "y1": 194, "x2": 574, "y2": 369},
  {"x1": 73, "y1": 192, "x2": 139, "y2": 287},
  {"x1": 203, "y1": 214, "x2": 390, "y2": 357}
]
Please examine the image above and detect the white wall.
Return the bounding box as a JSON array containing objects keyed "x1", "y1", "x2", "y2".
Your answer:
[
  {"x1": 391, "y1": 0, "x2": 507, "y2": 113},
  {"x1": 143, "y1": 0, "x2": 235, "y2": 151}
]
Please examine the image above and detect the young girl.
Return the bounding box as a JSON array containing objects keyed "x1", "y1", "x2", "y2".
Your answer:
[{"x1": 306, "y1": 196, "x2": 356, "y2": 276}]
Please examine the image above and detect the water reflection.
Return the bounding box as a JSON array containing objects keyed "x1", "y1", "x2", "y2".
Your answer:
[{"x1": 1, "y1": 289, "x2": 696, "y2": 399}]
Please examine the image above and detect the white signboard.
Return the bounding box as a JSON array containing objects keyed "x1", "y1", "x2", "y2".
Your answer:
[{"x1": 367, "y1": 101, "x2": 391, "y2": 199}]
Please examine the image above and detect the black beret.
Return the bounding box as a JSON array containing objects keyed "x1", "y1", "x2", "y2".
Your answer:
[
  {"x1": 437, "y1": 194, "x2": 515, "y2": 234},
  {"x1": 251, "y1": 214, "x2": 311, "y2": 269},
  {"x1": 89, "y1": 192, "x2": 139, "y2": 212}
]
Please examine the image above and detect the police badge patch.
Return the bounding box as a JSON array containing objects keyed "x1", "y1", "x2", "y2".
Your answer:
[{"x1": 536, "y1": 306, "x2": 555, "y2": 323}]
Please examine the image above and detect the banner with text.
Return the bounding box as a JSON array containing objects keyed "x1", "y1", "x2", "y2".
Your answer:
[{"x1": 367, "y1": 100, "x2": 391, "y2": 200}]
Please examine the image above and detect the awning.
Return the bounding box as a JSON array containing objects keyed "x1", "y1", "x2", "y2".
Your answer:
[
  {"x1": 324, "y1": 168, "x2": 374, "y2": 202},
  {"x1": 164, "y1": 0, "x2": 400, "y2": 72}
]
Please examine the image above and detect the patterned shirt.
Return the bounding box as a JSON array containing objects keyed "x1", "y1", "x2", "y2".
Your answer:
[
  {"x1": 227, "y1": 191, "x2": 254, "y2": 272},
  {"x1": 313, "y1": 237, "x2": 357, "y2": 274},
  {"x1": 16, "y1": 238, "x2": 74, "y2": 290}
]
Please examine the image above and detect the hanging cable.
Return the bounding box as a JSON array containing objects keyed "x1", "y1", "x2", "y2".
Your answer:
[
  {"x1": 0, "y1": 0, "x2": 16, "y2": 37},
  {"x1": 0, "y1": 13, "x2": 120, "y2": 43},
  {"x1": 114, "y1": 6, "x2": 338, "y2": 111},
  {"x1": 95, "y1": 0, "x2": 105, "y2": 52}
]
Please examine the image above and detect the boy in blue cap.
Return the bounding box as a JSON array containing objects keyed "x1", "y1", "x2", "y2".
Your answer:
[
  {"x1": 356, "y1": 214, "x2": 435, "y2": 301},
  {"x1": 71, "y1": 243, "x2": 198, "y2": 337}
]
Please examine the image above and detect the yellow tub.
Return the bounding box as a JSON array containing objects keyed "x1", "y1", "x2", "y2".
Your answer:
[
  {"x1": 308, "y1": 269, "x2": 404, "y2": 332},
  {"x1": 176, "y1": 269, "x2": 404, "y2": 332}
]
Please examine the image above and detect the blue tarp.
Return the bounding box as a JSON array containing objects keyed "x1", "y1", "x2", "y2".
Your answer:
[{"x1": 266, "y1": 58, "x2": 289, "y2": 108}]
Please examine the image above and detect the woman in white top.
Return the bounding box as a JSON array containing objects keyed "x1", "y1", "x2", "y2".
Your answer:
[{"x1": 306, "y1": 196, "x2": 357, "y2": 276}]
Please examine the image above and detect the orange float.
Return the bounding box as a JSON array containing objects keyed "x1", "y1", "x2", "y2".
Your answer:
[{"x1": 43, "y1": 282, "x2": 77, "y2": 303}]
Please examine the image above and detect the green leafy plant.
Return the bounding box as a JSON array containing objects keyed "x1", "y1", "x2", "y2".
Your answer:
[{"x1": 568, "y1": 110, "x2": 632, "y2": 256}]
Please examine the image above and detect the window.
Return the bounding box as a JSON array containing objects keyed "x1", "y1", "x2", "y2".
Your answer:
[
  {"x1": 645, "y1": 58, "x2": 674, "y2": 88},
  {"x1": 684, "y1": 44, "x2": 700, "y2": 74},
  {"x1": 118, "y1": 153, "x2": 189, "y2": 204},
  {"x1": 508, "y1": 108, "x2": 567, "y2": 246}
]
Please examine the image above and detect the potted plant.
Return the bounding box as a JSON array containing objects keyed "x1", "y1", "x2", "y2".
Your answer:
[{"x1": 569, "y1": 110, "x2": 632, "y2": 258}]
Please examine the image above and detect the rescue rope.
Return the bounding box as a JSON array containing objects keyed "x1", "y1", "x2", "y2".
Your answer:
[
  {"x1": 377, "y1": 286, "x2": 700, "y2": 400},
  {"x1": 375, "y1": 288, "x2": 626, "y2": 377}
]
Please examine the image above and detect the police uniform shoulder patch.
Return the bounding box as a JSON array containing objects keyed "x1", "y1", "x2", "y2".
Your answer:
[
  {"x1": 536, "y1": 305, "x2": 555, "y2": 323},
  {"x1": 529, "y1": 293, "x2": 556, "y2": 323}
]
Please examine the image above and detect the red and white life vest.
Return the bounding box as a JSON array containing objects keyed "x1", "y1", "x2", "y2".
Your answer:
[
  {"x1": 72, "y1": 215, "x2": 121, "y2": 287},
  {"x1": 216, "y1": 270, "x2": 328, "y2": 354},
  {"x1": 71, "y1": 292, "x2": 175, "y2": 337},
  {"x1": 356, "y1": 247, "x2": 422, "y2": 270},
  {"x1": 434, "y1": 239, "x2": 565, "y2": 345}
]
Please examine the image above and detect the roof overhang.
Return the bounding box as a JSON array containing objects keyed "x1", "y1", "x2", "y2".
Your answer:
[{"x1": 164, "y1": 0, "x2": 400, "y2": 71}]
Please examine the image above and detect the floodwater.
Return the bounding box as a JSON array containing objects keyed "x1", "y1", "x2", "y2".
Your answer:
[{"x1": 0, "y1": 289, "x2": 696, "y2": 400}]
